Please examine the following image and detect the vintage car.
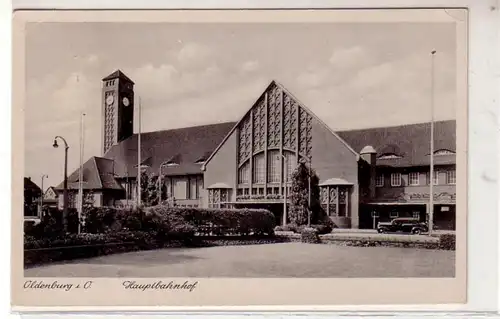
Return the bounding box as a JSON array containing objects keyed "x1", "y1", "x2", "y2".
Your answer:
[{"x1": 376, "y1": 217, "x2": 428, "y2": 235}]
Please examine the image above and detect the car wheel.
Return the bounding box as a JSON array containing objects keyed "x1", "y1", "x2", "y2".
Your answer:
[
  {"x1": 412, "y1": 229, "x2": 421, "y2": 235},
  {"x1": 377, "y1": 228, "x2": 385, "y2": 233}
]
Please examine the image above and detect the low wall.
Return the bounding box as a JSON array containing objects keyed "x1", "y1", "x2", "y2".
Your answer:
[{"x1": 275, "y1": 231, "x2": 445, "y2": 250}]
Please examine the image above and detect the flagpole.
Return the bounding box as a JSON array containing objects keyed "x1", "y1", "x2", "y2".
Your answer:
[
  {"x1": 78, "y1": 112, "x2": 86, "y2": 234},
  {"x1": 429, "y1": 50, "x2": 436, "y2": 236},
  {"x1": 137, "y1": 96, "x2": 142, "y2": 207}
]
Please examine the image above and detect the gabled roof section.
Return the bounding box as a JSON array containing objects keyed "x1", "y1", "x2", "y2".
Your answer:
[
  {"x1": 337, "y1": 120, "x2": 456, "y2": 167},
  {"x1": 55, "y1": 156, "x2": 124, "y2": 191},
  {"x1": 24, "y1": 177, "x2": 42, "y2": 194},
  {"x1": 104, "y1": 122, "x2": 236, "y2": 178},
  {"x1": 102, "y1": 69, "x2": 135, "y2": 84},
  {"x1": 203, "y1": 80, "x2": 358, "y2": 168}
]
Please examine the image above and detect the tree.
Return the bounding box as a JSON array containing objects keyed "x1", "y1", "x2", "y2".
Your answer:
[
  {"x1": 289, "y1": 161, "x2": 320, "y2": 226},
  {"x1": 140, "y1": 171, "x2": 160, "y2": 207}
]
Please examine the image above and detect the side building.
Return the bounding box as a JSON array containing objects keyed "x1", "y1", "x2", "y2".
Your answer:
[{"x1": 55, "y1": 70, "x2": 456, "y2": 230}]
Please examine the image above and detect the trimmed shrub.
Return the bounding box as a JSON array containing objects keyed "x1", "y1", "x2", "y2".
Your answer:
[
  {"x1": 439, "y1": 234, "x2": 456, "y2": 250},
  {"x1": 146, "y1": 206, "x2": 276, "y2": 237},
  {"x1": 300, "y1": 227, "x2": 321, "y2": 244}
]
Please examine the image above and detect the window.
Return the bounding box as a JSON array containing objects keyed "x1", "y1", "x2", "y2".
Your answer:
[
  {"x1": 408, "y1": 172, "x2": 419, "y2": 186},
  {"x1": 173, "y1": 178, "x2": 187, "y2": 200},
  {"x1": 189, "y1": 177, "x2": 197, "y2": 199},
  {"x1": 267, "y1": 150, "x2": 280, "y2": 183},
  {"x1": 208, "y1": 189, "x2": 230, "y2": 208},
  {"x1": 390, "y1": 173, "x2": 402, "y2": 187},
  {"x1": 284, "y1": 152, "x2": 296, "y2": 182},
  {"x1": 238, "y1": 162, "x2": 250, "y2": 184},
  {"x1": 434, "y1": 149, "x2": 455, "y2": 156},
  {"x1": 378, "y1": 154, "x2": 403, "y2": 159},
  {"x1": 413, "y1": 211, "x2": 420, "y2": 219},
  {"x1": 446, "y1": 170, "x2": 456, "y2": 184},
  {"x1": 426, "y1": 171, "x2": 439, "y2": 185},
  {"x1": 253, "y1": 153, "x2": 265, "y2": 184},
  {"x1": 375, "y1": 174, "x2": 384, "y2": 187},
  {"x1": 390, "y1": 211, "x2": 399, "y2": 219}
]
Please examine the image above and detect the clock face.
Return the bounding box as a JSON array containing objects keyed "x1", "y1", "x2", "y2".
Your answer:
[
  {"x1": 122, "y1": 97, "x2": 130, "y2": 107},
  {"x1": 106, "y1": 94, "x2": 114, "y2": 105}
]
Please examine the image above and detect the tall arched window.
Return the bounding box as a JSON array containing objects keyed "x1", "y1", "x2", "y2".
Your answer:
[
  {"x1": 267, "y1": 150, "x2": 280, "y2": 183},
  {"x1": 253, "y1": 153, "x2": 265, "y2": 184},
  {"x1": 284, "y1": 152, "x2": 296, "y2": 181},
  {"x1": 238, "y1": 161, "x2": 250, "y2": 184}
]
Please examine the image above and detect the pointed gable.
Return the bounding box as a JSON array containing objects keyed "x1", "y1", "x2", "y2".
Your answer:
[{"x1": 204, "y1": 80, "x2": 357, "y2": 168}]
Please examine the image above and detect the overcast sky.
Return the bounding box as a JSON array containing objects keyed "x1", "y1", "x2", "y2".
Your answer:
[{"x1": 24, "y1": 22, "x2": 457, "y2": 189}]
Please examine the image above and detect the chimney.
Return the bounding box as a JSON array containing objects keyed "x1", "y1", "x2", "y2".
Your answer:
[{"x1": 360, "y1": 145, "x2": 377, "y2": 199}]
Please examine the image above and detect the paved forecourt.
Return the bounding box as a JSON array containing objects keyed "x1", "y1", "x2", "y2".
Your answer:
[{"x1": 25, "y1": 242, "x2": 455, "y2": 278}]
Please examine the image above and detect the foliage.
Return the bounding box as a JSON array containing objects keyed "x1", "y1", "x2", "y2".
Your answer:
[
  {"x1": 140, "y1": 171, "x2": 163, "y2": 207},
  {"x1": 288, "y1": 161, "x2": 321, "y2": 226},
  {"x1": 25, "y1": 205, "x2": 277, "y2": 266},
  {"x1": 145, "y1": 206, "x2": 276, "y2": 237},
  {"x1": 438, "y1": 234, "x2": 456, "y2": 250},
  {"x1": 300, "y1": 227, "x2": 321, "y2": 244},
  {"x1": 24, "y1": 207, "x2": 80, "y2": 239}
]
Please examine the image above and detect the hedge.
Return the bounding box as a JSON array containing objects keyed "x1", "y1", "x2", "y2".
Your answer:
[
  {"x1": 145, "y1": 206, "x2": 276, "y2": 236},
  {"x1": 24, "y1": 205, "x2": 277, "y2": 266}
]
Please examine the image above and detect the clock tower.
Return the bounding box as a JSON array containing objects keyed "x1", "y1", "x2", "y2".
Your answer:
[{"x1": 101, "y1": 70, "x2": 135, "y2": 155}]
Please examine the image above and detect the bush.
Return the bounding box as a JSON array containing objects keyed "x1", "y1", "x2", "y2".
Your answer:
[
  {"x1": 309, "y1": 224, "x2": 333, "y2": 235},
  {"x1": 439, "y1": 234, "x2": 456, "y2": 250},
  {"x1": 146, "y1": 206, "x2": 276, "y2": 237},
  {"x1": 24, "y1": 207, "x2": 80, "y2": 239},
  {"x1": 300, "y1": 227, "x2": 321, "y2": 244}
]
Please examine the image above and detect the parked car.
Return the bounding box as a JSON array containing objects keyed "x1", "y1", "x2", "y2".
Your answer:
[{"x1": 377, "y1": 217, "x2": 428, "y2": 235}]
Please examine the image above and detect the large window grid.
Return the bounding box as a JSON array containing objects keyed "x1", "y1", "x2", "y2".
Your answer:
[
  {"x1": 208, "y1": 188, "x2": 231, "y2": 208},
  {"x1": 238, "y1": 162, "x2": 250, "y2": 184},
  {"x1": 319, "y1": 185, "x2": 350, "y2": 217},
  {"x1": 253, "y1": 153, "x2": 265, "y2": 184},
  {"x1": 267, "y1": 150, "x2": 280, "y2": 183}
]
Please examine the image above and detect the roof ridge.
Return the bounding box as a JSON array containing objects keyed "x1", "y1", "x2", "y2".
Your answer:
[{"x1": 336, "y1": 119, "x2": 456, "y2": 133}]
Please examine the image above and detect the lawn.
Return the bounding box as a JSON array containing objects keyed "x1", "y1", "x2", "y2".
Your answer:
[{"x1": 24, "y1": 242, "x2": 455, "y2": 278}]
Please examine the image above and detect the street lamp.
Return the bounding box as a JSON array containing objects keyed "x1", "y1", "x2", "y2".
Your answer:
[
  {"x1": 39, "y1": 174, "x2": 48, "y2": 217},
  {"x1": 53, "y1": 135, "x2": 69, "y2": 232}
]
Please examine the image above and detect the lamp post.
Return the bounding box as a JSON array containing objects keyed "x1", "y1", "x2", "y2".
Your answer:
[
  {"x1": 429, "y1": 49, "x2": 436, "y2": 236},
  {"x1": 158, "y1": 161, "x2": 168, "y2": 204},
  {"x1": 53, "y1": 136, "x2": 69, "y2": 232},
  {"x1": 39, "y1": 174, "x2": 48, "y2": 217}
]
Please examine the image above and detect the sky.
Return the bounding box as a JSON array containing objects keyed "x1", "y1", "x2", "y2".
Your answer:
[{"x1": 24, "y1": 22, "x2": 457, "y2": 190}]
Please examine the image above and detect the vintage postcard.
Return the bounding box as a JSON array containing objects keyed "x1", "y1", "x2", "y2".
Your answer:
[{"x1": 12, "y1": 8, "x2": 467, "y2": 309}]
